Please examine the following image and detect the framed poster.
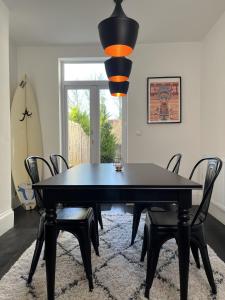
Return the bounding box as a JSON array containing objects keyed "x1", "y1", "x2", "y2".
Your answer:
[{"x1": 147, "y1": 76, "x2": 181, "y2": 124}]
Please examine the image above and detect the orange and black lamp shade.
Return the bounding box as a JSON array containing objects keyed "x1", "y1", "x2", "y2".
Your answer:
[
  {"x1": 109, "y1": 81, "x2": 129, "y2": 97},
  {"x1": 98, "y1": 0, "x2": 139, "y2": 57},
  {"x1": 105, "y1": 57, "x2": 132, "y2": 82}
]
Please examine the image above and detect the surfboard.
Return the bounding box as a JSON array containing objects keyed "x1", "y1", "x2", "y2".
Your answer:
[{"x1": 11, "y1": 75, "x2": 43, "y2": 210}]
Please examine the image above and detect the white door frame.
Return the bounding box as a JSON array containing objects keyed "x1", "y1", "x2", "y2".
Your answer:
[{"x1": 59, "y1": 60, "x2": 128, "y2": 163}]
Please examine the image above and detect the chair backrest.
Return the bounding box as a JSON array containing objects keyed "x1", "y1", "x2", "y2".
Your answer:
[
  {"x1": 49, "y1": 154, "x2": 69, "y2": 175},
  {"x1": 190, "y1": 157, "x2": 222, "y2": 226},
  {"x1": 24, "y1": 156, "x2": 54, "y2": 209},
  {"x1": 166, "y1": 153, "x2": 182, "y2": 174}
]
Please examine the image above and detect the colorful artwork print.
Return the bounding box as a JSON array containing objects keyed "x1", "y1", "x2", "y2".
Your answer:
[{"x1": 147, "y1": 77, "x2": 181, "y2": 123}]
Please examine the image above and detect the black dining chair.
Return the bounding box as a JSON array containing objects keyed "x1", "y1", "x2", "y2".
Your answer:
[
  {"x1": 50, "y1": 153, "x2": 69, "y2": 174},
  {"x1": 50, "y1": 153, "x2": 103, "y2": 230},
  {"x1": 25, "y1": 156, "x2": 99, "y2": 291},
  {"x1": 141, "y1": 157, "x2": 222, "y2": 298},
  {"x1": 130, "y1": 153, "x2": 182, "y2": 245}
]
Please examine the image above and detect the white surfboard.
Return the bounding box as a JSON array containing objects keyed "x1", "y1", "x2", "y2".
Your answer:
[{"x1": 11, "y1": 75, "x2": 43, "y2": 210}]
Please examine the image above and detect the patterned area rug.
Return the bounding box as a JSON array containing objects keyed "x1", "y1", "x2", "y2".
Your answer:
[{"x1": 0, "y1": 212, "x2": 225, "y2": 300}]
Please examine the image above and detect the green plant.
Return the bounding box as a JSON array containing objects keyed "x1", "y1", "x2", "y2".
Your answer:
[
  {"x1": 69, "y1": 106, "x2": 90, "y2": 136},
  {"x1": 100, "y1": 103, "x2": 117, "y2": 163}
]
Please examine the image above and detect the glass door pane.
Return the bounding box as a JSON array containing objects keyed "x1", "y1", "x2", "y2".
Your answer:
[
  {"x1": 67, "y1": 89, "x2": 90, "y2": 166},
  {"x1": 99, "y1": 89, "x2": 122, "y2": 163}
]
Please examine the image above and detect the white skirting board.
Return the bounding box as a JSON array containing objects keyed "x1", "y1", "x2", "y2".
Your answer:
[{"x1": 0, "y1": 209, "x2": 14, "y2": 236}]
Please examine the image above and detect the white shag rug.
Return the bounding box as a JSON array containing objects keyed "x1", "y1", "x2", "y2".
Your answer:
[{"x1": 0, "y1": 212, "x2": 224, "y2": 300}]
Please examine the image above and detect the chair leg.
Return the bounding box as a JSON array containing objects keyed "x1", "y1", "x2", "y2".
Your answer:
[
  {"x1": 199, "y1": 245, "x2": 217, "y2": 294},
  {"x1": 97, "y1": 205, "x2": 103, "y2": 230},
  {"x1": 145, "y1": 243, "x2": 161, "y2": 298},
  {"x1": 131, "y1": 205, "x2": 143, "y2": 245},
  {"x1": 91, "y1": 220, "x2": 100, "y2": 256},
  {"x1": 78, "y1": 227, "x2": 94, "y2": 291},
  {"x1": 190, "y1": 241, "x2": 200, "y2": 269},
  {"x1": 93, "y1": 205, "x2": 100, "y2": 247},
  {"x1": 141, "y1": 224, "x2": 147, "y2": 262},
  {"x1": 27, "y1": 222, "x2": 45, "y2": 284}
]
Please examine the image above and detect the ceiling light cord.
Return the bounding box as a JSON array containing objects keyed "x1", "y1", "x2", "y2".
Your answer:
[
  {"x1": 111, "y1": 0, "x2": 126, "y2": 17},
  {"x1": 114, "y1": 0, "x2": 123, "y2": 4}
]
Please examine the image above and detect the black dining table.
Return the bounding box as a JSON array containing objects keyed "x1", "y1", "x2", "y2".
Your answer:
[{"x1": 33, "y1": 163, "x2": 202, "y2": 300}]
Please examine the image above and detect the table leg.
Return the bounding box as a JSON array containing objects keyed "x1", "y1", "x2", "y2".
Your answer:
[
  {"x1": 45, "y1": 207, "x2": 57, "y2": 300},
  {"x1": 178, "y1": 202, "x2": 191, "y2": 300}
]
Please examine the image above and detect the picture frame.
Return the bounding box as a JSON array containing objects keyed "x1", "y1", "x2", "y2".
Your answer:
[{"x1": 147, "y1": 76, "x2": 181, "y2": 124}]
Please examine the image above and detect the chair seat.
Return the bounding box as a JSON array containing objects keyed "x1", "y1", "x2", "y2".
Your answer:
[
  {"x1": 147, "y1": 205, "x2": 199, "y2": 227},
  {"x1": 149, "y1": 203, "x2": 177, "y2": 212},
  {"x1": 57, "y1": 207, "x2": 93, "y2": 222}
]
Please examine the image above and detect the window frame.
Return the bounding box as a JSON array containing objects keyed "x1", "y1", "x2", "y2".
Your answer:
[{"x1": 59, "y1": 58, "x2": 128, "y2": 164}]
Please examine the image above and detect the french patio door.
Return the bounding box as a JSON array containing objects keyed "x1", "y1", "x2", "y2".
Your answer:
[{"x1": 62, "y1": 82, "x2": 125, "y2": 166}]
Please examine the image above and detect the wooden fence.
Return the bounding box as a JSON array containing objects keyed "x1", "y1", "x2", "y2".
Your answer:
[{"x1": 68, "y1": 121, "x2": 90, "y2": 166}]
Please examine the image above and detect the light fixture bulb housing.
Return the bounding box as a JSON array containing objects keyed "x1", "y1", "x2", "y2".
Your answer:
[
  {"x1": 109, "y1": 81, "x2": 129, "y2": 97},
  {"x1": 105, "y1": 57, "x2": 132, "y2": 82},
  {"x1": 98, "y1": 0, "x2": 139, "y2": 57}
]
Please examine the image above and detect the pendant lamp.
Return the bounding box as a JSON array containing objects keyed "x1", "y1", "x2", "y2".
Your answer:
[
  {"x1": 105, "y1": 57, "x2": 132, "y2": 82},
  {"x1": 109, "y1": 81, "x2": 129, "y2": 97},
  {"x1": 98, "y1": 0, "x2": 139, "y2": 57}
]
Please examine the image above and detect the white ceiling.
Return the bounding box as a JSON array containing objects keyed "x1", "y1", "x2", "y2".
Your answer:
[{"x1": 3, "y1": 0, "x2": 225, "y2": 46}]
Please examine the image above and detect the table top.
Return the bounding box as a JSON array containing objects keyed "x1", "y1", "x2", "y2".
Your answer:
[{"x1": 33, "y1": 163, "x2": 202, "y2": 190}]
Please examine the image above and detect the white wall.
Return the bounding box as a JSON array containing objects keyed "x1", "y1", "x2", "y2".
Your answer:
[
  {"x1": 0, "y1": 0, "x2": 14, "y2": 236},
  {"x1": 201, "y1": 10, "x2": 225, "y2": 223},
  {"x1": 129, "y1": 43, "x2": 201, "y2": 176},
  {"x1": 9, "y1": 42, "x2": 18, "y2": 102},
  {"x1": 9, "y1": 42, "x2": 19, "y2": 209},
  {"x1": 17, "y1": 43, "x2": 201, "y2": 178}
]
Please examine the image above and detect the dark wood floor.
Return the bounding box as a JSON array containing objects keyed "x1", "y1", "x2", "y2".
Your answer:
[
  {"x1": 0, "y1": 205, "x2": 225, "y2": 279},
  {"x1": 0, "y1": 207, "x2": 39, "y2": 279}
]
